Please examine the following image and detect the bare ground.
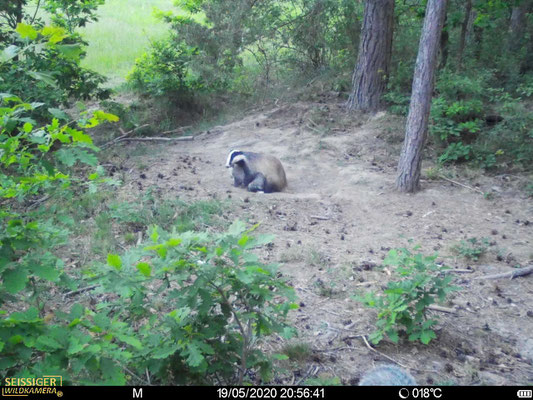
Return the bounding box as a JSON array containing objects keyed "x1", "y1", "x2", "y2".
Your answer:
[{"x1": 110, "y1": 98, "x2": 533, "y2": 385}]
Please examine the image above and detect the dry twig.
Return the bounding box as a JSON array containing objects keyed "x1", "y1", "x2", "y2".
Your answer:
[
  {"x1": 428, "y1": 304, "x2": 456, "y2": 313},
  {"x1": 439, "y1": 176, "x2": 484, "y2": 195},
  {"x1": 474, "y1": 266, "x2": 533, "y2": 280},
  {"x1": 360, "y1": 335, "x2": 409, "y2": 369}
]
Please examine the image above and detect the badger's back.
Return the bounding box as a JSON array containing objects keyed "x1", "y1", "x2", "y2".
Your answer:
[
  {"x1": 359, "y1": 365, "x2": 417, "y2": 386},
  {"x1": 248, "y1": 153, "x2": 287, "y2": 193}
]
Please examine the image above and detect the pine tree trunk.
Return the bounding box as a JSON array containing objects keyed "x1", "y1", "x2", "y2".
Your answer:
[
  {"x1": 456, "y1": 0, "x2": 472, "y2": 70},
  {"x1": 508, "y1": 2, "x2": 529, "y2": 53},
  {"x1": 346, "y1": 0, "x2": 394, "y2": 112},
  {"x1": 396, "y1": 0, "x2": 448, "y2": 193},
  {"x1": 438, "y1": 11, "x2": 449, "y2": 70},
  {"x1": 520, "y1": 7, "x2": 533, "y2": 73}
]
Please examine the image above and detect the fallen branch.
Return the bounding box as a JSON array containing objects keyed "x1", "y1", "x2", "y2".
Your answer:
[
  {"x1": 360, "y1": 335, "x2": 409, "y2": 369},
  {"x1": 64, "y1": 284, "x2": 99, "y2": 298},
  {"x1": 115, "y1": 136, "x2": 195, "y2": 143},
  {"x1": 305, "y1": 124, "x2": 323, "y2": 135},
  {"x1": 100, "y1": 124, "x2": 150, "y2": 149},
  {"x1": 443, "y1": 268, "x2": 474, "y2": 274},
  {"x1": 161, "y1": 125, "x2": 192, "y2": 135},
  {"x1": 474, "y1": 266, "x2": 533, "y2": 280},
  {"x1": 428, "y1": 304, "x2": 456, "y2": 313},
  {"x1": 354, "y1": 281, "x2": 377, "y2": 287},
  {"x1": 310, "y1": 215, "x2": 330, "y2": 221},
  {"x1": 438, "y1": 176, "x2": 484, "y2": 195},
  {"x1": 27, "y1": 195, "x2": 50, "y2": 210}
]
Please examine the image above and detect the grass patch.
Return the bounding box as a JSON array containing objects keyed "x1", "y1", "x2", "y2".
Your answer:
[
  {"x1": 452, "y1": 237, "x2": 490, "y2": 261},
  {"x1": 79, "y1": 0, "x2": 176, "y2": 85},
  {"x1": 282, "y1": 342, "x2": 312, "y2": 362}
]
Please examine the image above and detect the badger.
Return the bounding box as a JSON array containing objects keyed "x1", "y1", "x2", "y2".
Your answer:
[
  {"x1": 359, "y1": 364, "x2": 417, "y2": 386},
  {"x1": 225, "y1": 150, "x2": 287, "y2": 193}
]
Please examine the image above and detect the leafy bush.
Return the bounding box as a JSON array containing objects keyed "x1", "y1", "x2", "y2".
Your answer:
[
  {"x1": 474, "y1": 100, "x2": 533, "y2": 169},
  {"x1": 430, "y1": 70, "x2": 487, "y2": 146},
  {"x1": 127, "y1": 38, "x2": 200, "y2": 102},
  {"x1": 427, "y1": 70, "x2": 533, "y2": 170},
  {"x1": 1, "y1": 219, "x2": 297, "y2": 384},
  {"x1": 43, "y1": 0, "x2": 105, "y2": 33},
  {"x1": 452, "y1": 237, "x2": 490, "y2": 261},
  {"x1": 0, "y1": 95, "x2": 116, "y2": 304},
  {"x1": 1, "y1": 93, "x2": 295, "y2": 383},
  {"x1": 438, "y1": 142, "x2": 473, "y2": 164},
  {"x1": 96, "y1": 222, "x2": 297, "y2": 384},
  {"x1": 128, "y1": 0, "x2": 363, "y2": 100},
  {"x1": 0, "y1": 23, "x2": 109, "y2": 121},
  {"x1": 0, "y1": 93, "x2": 128, "y2": 384},
  {"x1": 356, "y1": 247, "x2": 458, "y2": 345}
]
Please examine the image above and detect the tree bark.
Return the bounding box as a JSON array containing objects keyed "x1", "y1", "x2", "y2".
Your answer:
[
  {"x1": 521, "y1": 5, "x2": 533, "y2": 73},
  {"x1": 508, "y1": 1, "x2": 529, "y2": 53},
  {"x1": 396, "y1": 0, "x2": 448, "y2": 193},
  {"x1": 346, "y1": 0, "x2": 394, "y2": 113},
  {"x1": 438, "y1": 10, "x2": 449, "y2": 70},
  {"x1": 456, "y1": 0, "x2": 472, "y2": 70}
]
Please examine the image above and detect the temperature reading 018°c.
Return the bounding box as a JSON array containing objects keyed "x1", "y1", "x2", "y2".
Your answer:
[{"x1": 398, "y1": 387, "x2": 443, "y2": 399}]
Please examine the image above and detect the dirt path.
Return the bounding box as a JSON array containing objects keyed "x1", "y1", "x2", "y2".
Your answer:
[{"x1": 119, "y1": 100, "x2": 533, "y2": 385}]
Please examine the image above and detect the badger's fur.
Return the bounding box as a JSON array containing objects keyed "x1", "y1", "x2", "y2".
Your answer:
[
  {"x1": 226, "y1": 150, "x2": 287, "y2": 193},
  {"x1": 359, "y1": 364, "x2": 417, "y2": 386}
]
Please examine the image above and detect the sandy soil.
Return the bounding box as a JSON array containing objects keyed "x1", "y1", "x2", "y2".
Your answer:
[{"x1": 113, "y1": 98, "x2": 533, "y2": 385}]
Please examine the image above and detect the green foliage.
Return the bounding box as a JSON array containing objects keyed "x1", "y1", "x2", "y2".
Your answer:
[
  {"x1": 282, "y1": 342, "x2": 311, "y2": 362},
  {"x1": 526, "y1": 182, "x2": 533, "y2": 198},
  {"x1": 452, "y1": 237, "x2": 490, "y2": 261},
  {"x1": 0, "y1": 95, "x2": 115, "y2": 304},
  {"x1": 355, "y1": 248, "x2": 458, "y2": 346},
  {"x1": 474, "y1": 99, "x2": 533, "y2": 169},
  {"x1": 0, "y1": 22, "x2": 109, "y2": 120},
  {"x1": 0, "y1": 305, "x2": 137, "y2": 384},
  {"x1": 303, "y1": 376, "x2": 341, "y2": 385},
  {"x1": 0, "y1": 95, "x2": 126, "y2": 383},
  {"x1": 44, "y1": 0, "x2": 106, "y2": 33},
  {"x1": 1, "y1": 94, "x2": 294, "y2": 384},
  {"x1": 127, "y1": 38, "x2": 200, "y2": 102},
  {"x1": 87, "y1": 221, "x2": 297, "y2": 384},
  {"x1": 516, "y1": 75, "x2": 533, "y2": 98},
  {"x1": 430, "y1": 71, "x2": 486, "y2": 145},
  {"x1": 438, "y1": 142, "x2": 473, "y2": 164},
  {"x1": 427, "y1": 69, "x2": 533, "y2": 170},
  {"x1": 128, "y1": 0, "x2": 362, "y2": 100}
]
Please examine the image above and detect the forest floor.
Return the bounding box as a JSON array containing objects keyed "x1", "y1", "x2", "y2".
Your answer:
[{"x1": 106, "y1": 95, "x2": 533, "y2": 385}]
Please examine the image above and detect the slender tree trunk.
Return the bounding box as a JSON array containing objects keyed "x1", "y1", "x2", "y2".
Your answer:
[
  {"x1": 508, "y1": 2, "x2": 529, "y2": 53},
  {"x1": 396, "y1": 0, "x2": 448, "y2": 193},
  {"x1": 521, "y1": 8, "x2": 533, "y2": 73},
  {"x1": 473, "y1": 17, "x2": 483, "y2": 61},
  {"x1": 438, "y1": 11, "x2": 449, "y2": 70},
  {"x1": 346, "y1": 0, "x2": 394, "y2": 113},
  {"x1": 456, "y1": 0, "x2": 472, "y2": 70}
]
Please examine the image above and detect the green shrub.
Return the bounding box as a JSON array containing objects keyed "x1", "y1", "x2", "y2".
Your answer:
[
  {"x1": 0, "y1": 24, "x2": 109, "y2": 121},
  {"x1": 355, "y1": 247, "x2": 458, "y2": 345},
  {"x1": 427, "y1": 70, "x2": 533, "y2": 170},
  {"x1": 452, "y1": 237, "x2": 490, "y2": 261},
  {"x1": 1, "y1": 221, "x2": 297, "y2": 384},
  {"x1": 474, "y1": 101, "x2": 533, "y2": 169},
  {"x1": 0, "y1": 95, "x2": 117, "y2": 305},
  {"x1": 92, "y1": 222, "x2": 297, "y2": 384},
  {"x1": 127, "y1": 37, "x2": 200, "y2": 102}
]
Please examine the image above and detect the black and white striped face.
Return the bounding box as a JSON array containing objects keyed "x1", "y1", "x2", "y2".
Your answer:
[{"x1": 226, "y1": 150, "x2": 245, "y2": 168}]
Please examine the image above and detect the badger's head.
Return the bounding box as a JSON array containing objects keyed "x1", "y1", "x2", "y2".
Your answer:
[{"x1": 226, "y1": 150, "x2": 245, "y2": 168}]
